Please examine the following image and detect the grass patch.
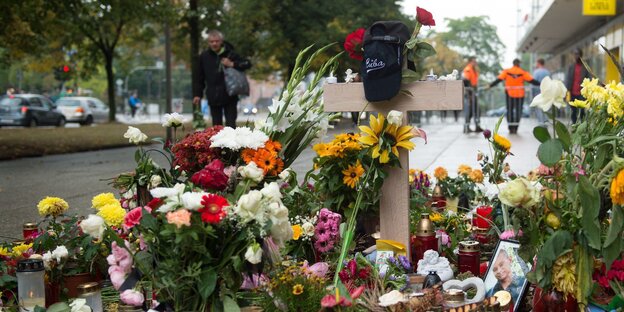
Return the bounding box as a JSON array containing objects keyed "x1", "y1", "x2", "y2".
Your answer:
[{"x1": 0, "y1": 123, "x2": 197, "y2": 160}]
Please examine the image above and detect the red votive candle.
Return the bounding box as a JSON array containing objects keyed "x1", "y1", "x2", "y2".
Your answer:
[
  {"x1": 473, "y1": 205, "x2": 493, "y2": 229},
  {"x1": 22, "y1": 223, "x2": 38, "y2": 241},
  {"x1": 413, "y1": 213, "x2": 438, "y2": 265},
  {"x1": 458, "y1": 240, "x2": 480, "y2": 276}
]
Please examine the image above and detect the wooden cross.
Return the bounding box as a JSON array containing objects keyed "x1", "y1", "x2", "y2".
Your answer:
[{"x1": 323, "y1": 80, "x2": 463, "y2": 256}]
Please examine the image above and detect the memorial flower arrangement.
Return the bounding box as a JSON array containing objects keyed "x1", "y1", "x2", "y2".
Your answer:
[
  {"x1": 259, "y1": 261, "x2": 329, "y2": 311},
  {"x1": 510, "y1": 76, "x2": 624, "y2": 306}
]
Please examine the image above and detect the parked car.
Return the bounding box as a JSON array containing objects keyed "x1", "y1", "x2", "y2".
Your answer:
[
  {"x1": 55, "y1": 96, "x2": 109, "y2": 125},
  {"x1": 485, "y1": 105, "x2": 530, "y2": 118},
  {"x1": 242, "y1": 102, "x2": 258, "y2": 115},
  {"x1": 0, "y1": 94, "x2": 65, "y2": 127}
]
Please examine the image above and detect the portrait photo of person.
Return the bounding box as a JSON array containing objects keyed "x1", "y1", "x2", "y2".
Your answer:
[{"x1": 484, "y1": 240, "x2": 531, "y2": 311}]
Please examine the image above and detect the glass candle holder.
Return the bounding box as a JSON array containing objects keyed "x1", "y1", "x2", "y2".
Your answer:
[
  {"x1": 458, "y1": 240, "x2": 481, "y2": 276},
  {"x1": 17, "y1": 259, "x2": 45, "y2": 312},
  {"x1": 413, "y1": 213, "x2": 438, "y2": 264},
  {"x1": 22, "y1": 223, "x2": 38, "y2": 242},
  {"x1": 473, "y1": 205, "x2": 493, "y2": 229},
  {"x1": 78, "y1": 282, "x2": 103, "y2": 312}
]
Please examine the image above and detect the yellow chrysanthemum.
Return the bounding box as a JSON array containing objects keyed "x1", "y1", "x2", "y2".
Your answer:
[
  {"x1": 0, "y1": 246, "x2": 10, "y2": 257},
  {"x1": 469, "y1": 169, "x2": 484, "y2": 183},
  {"x1": 458, "y1": 164, "x2": 472, "y2": 176},
  {"x1": 92, "y1": 193, "x2": 118, "y2": 210},
  {"x1": 493, "y1": 134, "x2": 511, "y2": 152},
  {"x1": 292, "y1": 284, "x2": 304, "y2": 295},
  {"x1": 430, "y1": 212, "x2": 445, "y2": 223},
  {"x1": 607, "y1": 97, "x2": 624, "y2": 118},
  {"x1": 434, "y1": 167, "x2": 448, "y2": 180},
  {"x1": 359, "y1": 113, "x2": 415, "y2": 164},
  {"x1": 37, "y1": 196, "x2": 69, "y2": 217},
  {"x1": 11, "y1": 243, "x2": 33, "y2": 258},
  {"x1": 342, "y1": 161, "x2": 365, "y2": 189},
  {"x1": 97, "y1": 203, "x2": 126, "y2": 227},
  {"x1": 610, "y1": 168, "x2": 624, "y2": 206},
  {"x1": 552, "y1": 251, "x2": 577, "y2": 297},
  {"x1": 570, "y1": 99, "x2": 589, "y2": 109},
  {"x1": 292, "y1": 224, "x2": 302, "y2": 240}
]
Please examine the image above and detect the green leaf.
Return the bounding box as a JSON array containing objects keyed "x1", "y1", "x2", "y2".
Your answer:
[
  {"x1": 141, "y1": 207, "x2": 157, "y2": 229},
  {"x1": 46, "y1": 302, "x2": 71, "y2": 312},
  {"x1": 402, "y1": 69, "x2": 421, "y2": 83},
  {"x1": 534, "y1": 230, "x2": 573, "y2": 287},
  {"x1": 415, "y1": 41, "x2": 436, "y2": 58},
  {"x1": 198, "y1": 270, "x2": 217, "y2": 300},
  {"x1": 575, "y1": 245, "x2": 593, "y2": 308},
  {"x1": 537, "y1": 139, "x2": 563, "y2": 167},
  {"x1": 594, "y1": 145, "x2": 610, "y2": 170},
  {"x1": 578, "y1": 176, "x2": 601, "y2": 250},
  {"x1": 603, "y1": 205, "x2": 624, "y2": 269},
  {"x1": 533, "y1": 126, "x2": 551, "y2": 143},
  {"x1": 405, "y1": 38, "x2": 418, "y2": 50},
  {"x1": 134, "y1": 149, "x2": 141, "y2": 163},
  {"x1": 554, "y1": 121, "x2": 571, "y2": 151},
  {"x1": 223, "y1": 296, "x2": 240, "y2": 312}
]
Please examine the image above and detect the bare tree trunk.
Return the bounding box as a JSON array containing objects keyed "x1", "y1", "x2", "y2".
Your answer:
[{"x1": 104, "y1": 52, "x2": 116, "y2": 122}]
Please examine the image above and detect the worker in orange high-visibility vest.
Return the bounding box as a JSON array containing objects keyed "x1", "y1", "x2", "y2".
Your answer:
[
  {"x1": 488, "y1": 58, "x2": 540, "y2": 134},
  {"x1": 462, "y1": 56, "x2": 482, "y2": 133}
]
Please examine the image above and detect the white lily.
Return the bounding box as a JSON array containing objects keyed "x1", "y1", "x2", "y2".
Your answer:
[{"x1": 530, "y1": 77, "x2": 567, "y2": 112}]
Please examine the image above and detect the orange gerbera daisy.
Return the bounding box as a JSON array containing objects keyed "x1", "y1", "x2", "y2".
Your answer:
[
  {"x1": 253, "y1": 149, "x2": 284, "y2": 176},
  {"x1": 265, "y1": 140, "x2": 282, "y2": 155},
  {"x1": 241, "y1": 148, "x2": 255, "y2": 163}
]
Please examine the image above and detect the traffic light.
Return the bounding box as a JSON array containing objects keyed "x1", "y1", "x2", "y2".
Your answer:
[{"x1": 54, "y1": 65, "x2": 72, "y2": 81}]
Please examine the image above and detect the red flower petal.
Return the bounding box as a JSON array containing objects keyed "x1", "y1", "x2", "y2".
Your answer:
[{"x1": 416, "y1": 7, "x2": 436, "y2": 26}]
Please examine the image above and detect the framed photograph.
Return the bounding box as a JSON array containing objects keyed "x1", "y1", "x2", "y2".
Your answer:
[{"x1": 484, "y1": 239, "x2": 531, "y2": 311}]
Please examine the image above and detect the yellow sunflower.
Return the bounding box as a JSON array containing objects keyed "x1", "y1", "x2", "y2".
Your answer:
[
  {"x1": 292, "y1": 284, "x2": 304, "y2": 295},
  {"x1": 37, "y1": 196, "x2": 69, "y2": 217},
  {"x1": 342, "y1": 161, "x2": 365, "y2": 189},
  {"x1": 359, "y1": 113, "x2": 415, "y2": 163},
  {"x1": 493, "y1": 134, "x2": 511, "y2": 152},
  {"x1": 610, "y1": 168, "x2": 624, "y2": 206}
]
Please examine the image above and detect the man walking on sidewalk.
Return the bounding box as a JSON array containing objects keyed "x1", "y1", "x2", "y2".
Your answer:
[
  {"x1": 462, "y1": 56, "x2": 482, "y2": 133},
  {"x1": 488, "y1": 59, "x2": 540, "y2": 134},
  {"x1": 531, "y1": 58, "x2": 550, "y2": 127}
]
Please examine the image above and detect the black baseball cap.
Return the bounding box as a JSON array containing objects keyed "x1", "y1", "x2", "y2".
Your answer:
[{"x1": 360, "y1": 21, "x2": 410, "y2": 102}]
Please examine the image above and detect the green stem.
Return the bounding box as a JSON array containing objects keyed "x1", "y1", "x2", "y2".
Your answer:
[{"x1": 333, "y1": 158, "x2": 376, "y2": 287}]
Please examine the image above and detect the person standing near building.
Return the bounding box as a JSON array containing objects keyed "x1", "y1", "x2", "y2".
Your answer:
[
  {"x1": 488, "y1": 59, "x2": 540, "y2": 134},
  {"x1": 565, "y1": 49, "x2": 591, "y2": 123},
  {"x1": 531, "y1": 58, "x2": 551, "y2": 126},
  {"x1": 462, "y1": 56, "x2": 483, "y2": 133},
  {"x1": 129, "y1": 91, "x2": 141, "y2": 118},
  {"x1": 193, "y1": 30, "x2": 251, "y2": 127}
]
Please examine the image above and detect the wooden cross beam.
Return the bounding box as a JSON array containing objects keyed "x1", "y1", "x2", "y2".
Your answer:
[{"x1": 323, "y1": 80, "x2": 463, "y2": 257}]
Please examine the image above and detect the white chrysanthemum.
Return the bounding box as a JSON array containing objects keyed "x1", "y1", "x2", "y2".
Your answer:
[{"x1": 209, "y1": 127, "x2": 268, "y2": 150}]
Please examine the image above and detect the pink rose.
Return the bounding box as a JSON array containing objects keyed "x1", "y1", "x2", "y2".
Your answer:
[
  {"x1": 303, "y1": 261, "x2": 329, "y2": 278},
  {"x1": 123, "y1": 206, "x2": 148, "y2": 231},
  {"x1": 108, "y1": 266, "x2": 126, "y2": 290},
  {"x1": 120, "y1": 289, "x2": 144, "y2": 306},
  {"x1": 166, "y1": 209, "x2": 192, "y2": 228}
]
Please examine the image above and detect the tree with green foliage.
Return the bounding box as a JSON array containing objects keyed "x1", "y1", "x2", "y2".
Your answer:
[{"x1": 440, "y1": 16, "x2": 505, "y2": 81}]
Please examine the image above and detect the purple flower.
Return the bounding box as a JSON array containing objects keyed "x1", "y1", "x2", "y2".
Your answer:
[
  {"x1": 483, "y1": 129, "x2": 492, "y2": 139},
  {"x1": 314, "y1": 238, "x2": 335, "y2": 253},
  {"x1": 398, "y1": 255, "x2": 412, "y2": 272}
]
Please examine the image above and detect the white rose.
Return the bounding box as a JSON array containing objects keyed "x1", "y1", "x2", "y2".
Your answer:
[
  {"x1": 261, "y1": 182, "x2": 282, "y2": 202},
  {"x1": 80, "y1": 214, "x2": 106, "y2": 240},
  {"x1": 530, "y1": 77, "x2": 568, "y2": 112},
  {"x1": 302, "y1": 222, "x2": 315, "y2": 237},
  {"x1": 235, "y1": 190, "x2": 263, "y2": 222},
  {"x1": 70, "y1": 298, "x2": 91, "y2": 312},
  {"x1": 149, "y1": 175, "x2": 162, "y2": 188},
  {"x1": 378, "y1": 290, "x2": 408, "y2": 307},
  {"x1": 244, "y1": 243, "x2": 263, "y2": 264},
  {"x1": 181, "y1": 192, "x2": 207, "y2": 211},
  {"x1": 268, "y1": 202, "x2": 289, "y2": 225},
  {"x1": 238, "y1": 162, "x2": 265, "y2": 184},
  {"x1": 162, "y1": 112, "x2": 185, "y2": 128},
  {"x1": 387, "y1": 110, "x2": 403, "y2": 126},
  {"x1": 51, "y1": 245, "x2": 69, "y2": 262},
  {"x1": 278, "y1": 168, "x2": 292, "y2": 181},
  {"x1": 123, "y1": 126, "x2": 148, "y2": 144}
]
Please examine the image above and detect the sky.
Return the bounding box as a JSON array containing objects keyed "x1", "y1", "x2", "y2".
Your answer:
[{"x1": 401, "y1": 0, "x2": 533, "y2": 67}]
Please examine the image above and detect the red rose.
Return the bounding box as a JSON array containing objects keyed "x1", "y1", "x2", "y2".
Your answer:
[
  {"x1": 344, "y1": 28, "x2": 365, "y2": 61},
  {"x1": 190, "y1": 159, "x2": 229, "y2": 191},
  {"x1": 416, "y1": 7, "x2": 435, "y2": 26}
]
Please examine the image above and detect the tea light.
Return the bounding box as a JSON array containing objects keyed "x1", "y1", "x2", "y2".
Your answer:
[{"x1": 17, "y1": 259, "x2": 46, "y2": 312}]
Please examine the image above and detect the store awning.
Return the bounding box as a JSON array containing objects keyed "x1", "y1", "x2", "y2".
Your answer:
[{"x1": 518, "y1": 0, "x2": 624, "y2": 54}]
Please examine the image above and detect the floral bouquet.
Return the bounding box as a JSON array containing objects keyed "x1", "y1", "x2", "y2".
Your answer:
[
  {"x1": 433, "y1": 164, "x2": 481, "y2": 208},
  {"x1": 259, "y1": 261, "x2": 329, "y2": 311},
  {"x1": 508, "y1": 75, "x2": 624, "y2": 306}
]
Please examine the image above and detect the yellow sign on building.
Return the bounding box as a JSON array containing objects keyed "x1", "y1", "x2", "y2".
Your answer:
[{"x1": 583, "y1": 0, "x2": 616, "y2": 15}]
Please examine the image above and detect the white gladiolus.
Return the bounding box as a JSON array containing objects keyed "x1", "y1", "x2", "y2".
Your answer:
[
  {"x1": 387, "y1": 110, "x2": 403, "y2": 126},
  {"x1": 80, "y1": 214, "x2": 106, "y2": 240},
  {"x1": 530, "y1": 77, "x2": 567, "y2": 112},
  {"x1": 162, "y1": 112, "x2": 186, "y2": 128},
  {"x1": 123, "y1": 126, "x2": 148, "y2": 144}
]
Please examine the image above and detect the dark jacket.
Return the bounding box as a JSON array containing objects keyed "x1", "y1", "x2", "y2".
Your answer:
[
  {"x1": 194, "y1": 42, "x2": 251, "y2": 106},
  {"x1": 564, "y1": 61, "x2": 591, "y2": 92}
]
